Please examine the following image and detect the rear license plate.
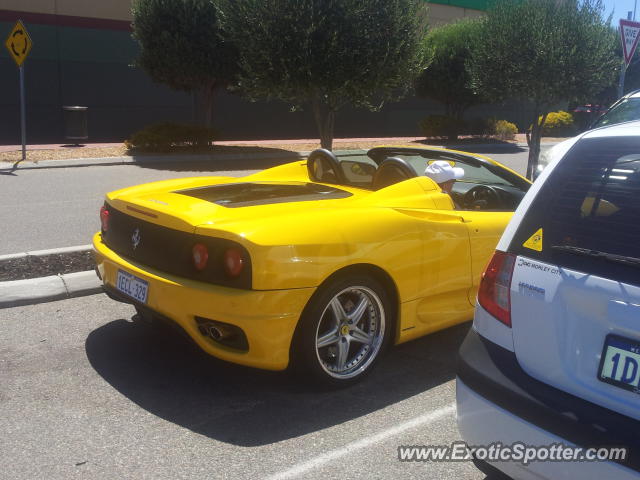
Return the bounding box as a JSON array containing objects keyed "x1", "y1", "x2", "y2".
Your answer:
[
  {"x1": 116, "y1": 269, "x2": 149, "y2": 304},
  {"x1": 598, "y1": 334, "x2": 640, "y2": 394}
]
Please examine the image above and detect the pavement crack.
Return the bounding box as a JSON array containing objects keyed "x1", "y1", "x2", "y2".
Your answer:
[{"x1": 58, "y1": 273, "x2": 71, "y2": 297}]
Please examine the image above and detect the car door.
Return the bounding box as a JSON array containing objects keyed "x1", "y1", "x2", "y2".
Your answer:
[
  {"x1": 459, "y1": 210, "x2": 514, "y2": 304},
  {"x1": 408, "y1": 208, "x2": 474, "y2": 337}
]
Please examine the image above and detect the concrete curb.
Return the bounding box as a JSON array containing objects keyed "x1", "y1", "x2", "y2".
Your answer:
[
  {"x1": 1, "y1": 150, "x2": 365, "y2": 171},
  {"x1": 0, "y1": 143, "x2": 543, "y2": 171},
  {"x1": 0, "y1": 270, "x2": 102, "y2": 308},
  {"x1": 0, "y1": 244, "x2": 92, "y2": 262}
]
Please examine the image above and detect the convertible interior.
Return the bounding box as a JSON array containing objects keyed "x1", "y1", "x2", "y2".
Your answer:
[{"x1": 306, "y1": 147, "x2": 530, "y2": 211}]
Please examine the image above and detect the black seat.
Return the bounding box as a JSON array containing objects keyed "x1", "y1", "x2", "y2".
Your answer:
[
  {"x1": 307, "y1": 149, "x2": 345, "y2": 184},
  {"x1": 371, "y1": 157, "x2": 418, "y2": 190}
]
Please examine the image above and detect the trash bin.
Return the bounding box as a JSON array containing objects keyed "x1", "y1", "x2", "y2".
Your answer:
[{"x1": 63, "y1": 106, "x2": 88, "y2": 143}]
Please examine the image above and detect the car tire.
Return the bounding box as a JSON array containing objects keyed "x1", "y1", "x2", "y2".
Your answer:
[{"x1": 291, "y1": 273, "x2": 394, "y2": 388}]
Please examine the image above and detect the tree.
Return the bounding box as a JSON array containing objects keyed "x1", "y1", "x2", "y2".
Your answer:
[
  {"x1": 132, "y1": 0, "x2": 239, "y2": 126},
  {"x1": 415, "y1": 18, "x2": 483, "y2": 120},
  {"x1": 468, "y1": 0, "x2": 618, "y2": 178},
  {"x1": 226, "y1": 0, "x2": 428, "y2": 150}
]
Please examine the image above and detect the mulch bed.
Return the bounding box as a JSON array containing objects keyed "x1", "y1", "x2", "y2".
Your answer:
[{"x1": 0, "y1": 251, "x2": 95, "y2": 282}]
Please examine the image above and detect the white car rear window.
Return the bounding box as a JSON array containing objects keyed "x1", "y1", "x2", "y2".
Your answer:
[{"x1": 507, "y1": 136, "x2": 640, "y2": 286}]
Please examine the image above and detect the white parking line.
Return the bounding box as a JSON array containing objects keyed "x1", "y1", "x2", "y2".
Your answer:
[{"x1": 266, "y1": 403, "x2": 456, "y2": 480}]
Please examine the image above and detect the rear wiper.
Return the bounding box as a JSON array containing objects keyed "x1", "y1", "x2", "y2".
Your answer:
[{"x1": 551, "y1": 245, "x2": 640, "y2": 268}]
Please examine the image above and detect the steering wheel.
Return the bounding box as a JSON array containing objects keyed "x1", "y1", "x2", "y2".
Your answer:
[{"x1": 462, "y1": 185, "x2": 502, "y2": 210}]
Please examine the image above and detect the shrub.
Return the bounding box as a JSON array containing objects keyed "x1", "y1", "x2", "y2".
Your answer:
[
  {"x1": 125, "y1": 122, "x2": 216, "y2": 151},
  {"x1": 493, "y1": 119, "x2": 518, "y2": 140},
  {"x1": 467, "y1": 117, "x2": 496, "y2": 136},
  {"x1": 539, "y1": 111, "x2": 575, "y2": 136},
  {"x1": 419, "y1": 115, "x2": 466, "y2": 140}
]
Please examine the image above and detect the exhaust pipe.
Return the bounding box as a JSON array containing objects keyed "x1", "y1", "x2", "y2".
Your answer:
[
  {"x1": 207, "y1": 325, "x2": 227, "y2": 340},
  {"x1": 195, "y1": 317, "x2": 249, "y2": 351}
]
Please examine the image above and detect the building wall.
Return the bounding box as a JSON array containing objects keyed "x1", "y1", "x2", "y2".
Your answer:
[
  {"x1": 0, "y1": 7, "x2": 192, "y2": 143},
  {"x1": 0, "y1": 1, "x2": 505, "y2": 144},
  {"x1": 1, "y1": 0, "x2": 131, "y2": 21},
  {"x1": 427, "y1": 2, "x2": 485, "y2": 26}
]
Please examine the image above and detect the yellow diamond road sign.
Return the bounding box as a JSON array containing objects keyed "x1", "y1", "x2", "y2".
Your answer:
[{"x1": 5, "y1": 20, "x2": 32, "y2": 67}]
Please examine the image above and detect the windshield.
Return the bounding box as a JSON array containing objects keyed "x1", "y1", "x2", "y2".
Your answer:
[
  {"x1": 336, "y1": 150, "x2": 528, "y2": 191},
  {"x1": 592, "y1": 97, "x2": 640, "y2": 128},
  {"x1": 395, "y1": 154, "x2": 515, "y2": 186}
]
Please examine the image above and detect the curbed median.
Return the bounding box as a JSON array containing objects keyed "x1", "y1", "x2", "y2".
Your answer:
[{"x1": 0, "y1": 245, "x2": 102, "y2": 309}]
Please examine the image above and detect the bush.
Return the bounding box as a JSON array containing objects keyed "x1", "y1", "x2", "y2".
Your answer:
[
  {"x1": 493, "y1": 119, "x2": 518, "y2": 140},
  {"x1": 467, "y1": 117, "x2": 496, "y2": 136},
  {"x1": 125, "y1": 122, "x2": 216, "y2": 151},
  {"x1": 539, "y1": 111, "x2": 575, "y2": 136},
  {"x1": 419, "y1": 115, "x2": 466, "y2": 140}
]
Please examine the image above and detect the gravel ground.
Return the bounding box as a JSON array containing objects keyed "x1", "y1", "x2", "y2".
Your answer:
[
  {"x1": 0, "y1": 251, "x2": 94, "y2": 281},
  {"x1": 0, "y1": 145, "x2": 129, "y2": 163},
  {"x1": 0, "y1": 135, "x2": 568, "y2": 164},
  {"x1": 0, "y1": 143, "x2": 345, "y2": 163}
]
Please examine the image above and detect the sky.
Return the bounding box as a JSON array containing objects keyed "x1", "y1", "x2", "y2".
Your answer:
[{"x1": 602, "y1": 0, "x2": 639, "y2": 22}]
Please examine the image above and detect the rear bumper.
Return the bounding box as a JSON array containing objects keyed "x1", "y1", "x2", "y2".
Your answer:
[
  {"x1": 93, "y1": 232, "x2": 316, "y2": 370},
  {"x1": 456, "y1": 328, "x2": 640, "y2": 478}
]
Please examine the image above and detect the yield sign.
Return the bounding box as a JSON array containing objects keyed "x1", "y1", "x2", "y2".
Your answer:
[{"x1": 620, "y1": 19, "x2": 640, "y2": 67}]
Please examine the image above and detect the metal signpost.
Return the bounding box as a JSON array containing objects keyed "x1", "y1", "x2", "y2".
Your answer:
[
  {"x1": 4, "y1": 20, "x2": 33, "y2": 164},
  {"x1": 618, "y1": 19, "x2": 640, "y2": 99}
]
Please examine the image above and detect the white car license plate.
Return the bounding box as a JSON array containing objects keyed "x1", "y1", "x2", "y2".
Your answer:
[
  {"x1": 598, "y1": 334, "x2": 640, "y2": 394},
  {"x1": 116, "y1": 270, "x2": 149, "y2": 304}
]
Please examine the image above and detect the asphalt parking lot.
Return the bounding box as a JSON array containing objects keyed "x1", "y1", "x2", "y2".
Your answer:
[{"x1": 1, "y1": 294, "x2": 486, "y2": 480}]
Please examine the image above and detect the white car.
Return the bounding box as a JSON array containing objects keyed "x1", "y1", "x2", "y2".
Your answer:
[
  {"x1": 537, "y1": 90, "x2": 640, "y2": 176},
  {"x1": 457, "y1": 120, "x2": 640, "y2": 479},
  {"x1": 591, "y1": 89, "x2": 640, "y2": 129}
]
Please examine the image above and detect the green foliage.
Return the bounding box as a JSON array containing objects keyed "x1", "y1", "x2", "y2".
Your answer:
[
  {"x1": 539, "y1": 111, "x2": 575, "y2": 136},
  {"x1": 225, "y1": 0, "x2": 429, "y2": 148},
  {"x1": 419, "y1": 115, "x2": 466, "y2": 140},
  {"x1": 132, "y1": 0, "x2": 238, "y2": 92},
  {"x1": 467, "y1": 117, "x2": 495, "y2": 136},
  {"x1": 415, "y1": 18, "x2": 483, "y2": 118},
  {"x1": 493, "y1": 119, "x2": 518, "y2": 140},
  {"x1": 125, "y1": 122, "x2": 217, "y2": 151},
  {"x1": 132, "y1": 0, "x2": 240, "y2": 126},
  {"x1": 468, "y1": 0, "x2": 618, "y2": 178},
  {"x1": 419, "y1": 115, "x2": 518, "y2": 141},
  {"x1": 469, "y1": 0, "x2": 617, "y2": 107}
]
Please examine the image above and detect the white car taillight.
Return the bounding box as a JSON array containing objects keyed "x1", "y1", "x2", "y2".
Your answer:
[{"x1": 478, "y1": 251, "x2": 516, "y2": 327}]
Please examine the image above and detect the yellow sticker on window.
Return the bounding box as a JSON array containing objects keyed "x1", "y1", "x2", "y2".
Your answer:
[{"x1": 523, "y1": 228, "x2": 543, "y2": 251}]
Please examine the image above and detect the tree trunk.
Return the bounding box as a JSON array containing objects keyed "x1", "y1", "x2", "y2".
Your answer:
[
  {"x1": 526, "y1": 109, "x2": 547, "y2": 180},
  {"x1": 311, "y1": 94, "x2": 336, "y2": 150},
  {"x1": 194, "y1": 80, "x2": 217, "y2": 128},
  {"x1": 202, "y1": 80, "x2": 216, "y2": 128}
]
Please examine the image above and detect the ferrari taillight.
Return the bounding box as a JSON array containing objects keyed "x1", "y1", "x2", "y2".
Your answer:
[
  {"x1": 192, "y1": 243, "x2": 209, "y2": 271},
  {"x1": 100, "y1": 204, "x2": 110, "y2": 233},
  {"x1": 477, "y1": 250, "x2": 516, "y2": 327},
  {"x1": 224, "y1": 248, "x2": 244, "y2": 277}
]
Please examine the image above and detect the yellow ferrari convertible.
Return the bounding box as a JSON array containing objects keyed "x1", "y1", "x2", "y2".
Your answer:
[{"x1": 93, "y1": 146, "x2": 530, "y2": 385}]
